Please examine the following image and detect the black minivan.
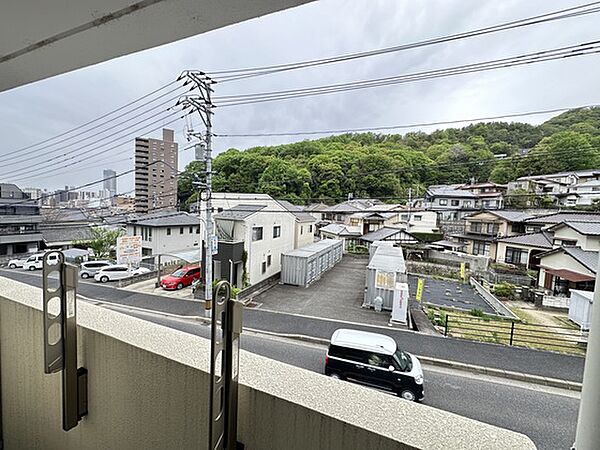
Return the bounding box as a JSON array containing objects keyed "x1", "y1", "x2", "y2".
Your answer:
[{"x1": 325, "y1": 328, "x2": 424, "y2": 401}]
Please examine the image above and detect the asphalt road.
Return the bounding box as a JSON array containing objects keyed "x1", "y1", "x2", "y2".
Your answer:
[
  {"x1": 0, "y1": 268, "x2": 585, "y2": 382},
  {"x1": 100, "y1": 306, "x2": 579, "y2": 450}
]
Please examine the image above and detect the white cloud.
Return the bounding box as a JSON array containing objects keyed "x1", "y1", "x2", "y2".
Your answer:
[{"x1": 0, "y1": 0, "x2": 598, "y2": 192}]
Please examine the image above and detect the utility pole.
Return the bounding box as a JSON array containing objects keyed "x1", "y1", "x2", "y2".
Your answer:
[
  {"x1": 407, "y1": 187, "x2": 412, "y2": 230},
  {"x1": 177, "y1": 71, "x2": 215, "y2": 314},
  {"x1": 573, "y1": 253, "x2": 600, "y2": 449}
]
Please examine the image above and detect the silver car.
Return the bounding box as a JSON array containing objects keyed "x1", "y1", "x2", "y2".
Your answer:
[{"x1": 79, "y1": 261, "x2": 113, "y2": 279}]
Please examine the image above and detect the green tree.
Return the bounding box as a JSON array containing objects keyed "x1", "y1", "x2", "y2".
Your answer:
[
  {"x1": 76, "y1": 227, "x2": 123, "y2": 260},
  {"x1": 258, "y1": 159, "x2": 312, "y2": 203}
]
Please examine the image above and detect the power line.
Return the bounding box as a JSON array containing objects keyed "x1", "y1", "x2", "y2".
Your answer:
[
  {"x1": 7, "y1": 112, "x2": 187, "y2": 182},
  {"x1": 206, "y1": 1, "x2": 600, "y2": 81},
  {"x1": 0, "y1": 80, "x2": 180, "y2": 161},
  {"x1": 214, "y1": 104, "x2": 600, "y2": 137},
  {"x1": 211, "y1": 41, "x2": 600, "y2": 107}
]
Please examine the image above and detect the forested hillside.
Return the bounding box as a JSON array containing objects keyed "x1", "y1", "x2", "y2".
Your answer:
[{"x1": 178, "y1": 107, "x2": 600, "y2": 207}]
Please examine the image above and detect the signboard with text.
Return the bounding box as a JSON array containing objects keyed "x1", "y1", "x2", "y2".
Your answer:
[
  {"x1": 391, "y1": 282, "x2": 409, "y2": 324},
  {"x1": 116, "y1": 235, "x2": 142, "y2": 265}
]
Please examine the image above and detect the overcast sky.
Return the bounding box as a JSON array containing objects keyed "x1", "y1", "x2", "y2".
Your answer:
[{"x1": 1, "y1": 0, "x2": 599, "y2": 193}]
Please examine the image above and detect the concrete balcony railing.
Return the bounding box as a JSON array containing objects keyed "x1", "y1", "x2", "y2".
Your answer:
[{"x1": 0, "y1": 277, "x2": 536, "y2": 450}]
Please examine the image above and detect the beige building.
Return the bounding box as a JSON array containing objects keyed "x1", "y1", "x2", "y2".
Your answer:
[{"x1": 135, "y1": 128, "x2": 178, "y2": 213}]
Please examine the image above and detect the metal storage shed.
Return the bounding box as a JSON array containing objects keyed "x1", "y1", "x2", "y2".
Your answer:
[
  {"x1": 363, "y1": 244, "x2": 407, "y2": 310},
  {"x1": 281, "y1": 239, "x2": 343, "y2": 287}
]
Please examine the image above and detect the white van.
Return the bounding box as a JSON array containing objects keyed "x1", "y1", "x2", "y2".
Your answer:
[{"x1": 22, "y1": 252, "x2": 59, "y2": 271}]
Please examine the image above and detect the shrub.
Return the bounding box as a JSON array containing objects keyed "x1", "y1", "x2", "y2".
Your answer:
[
  {"x1": 470, "y1": 308, "x2": 485, "y2": 317},
  {"x1": 493, "y1": 282, "x2": 516, "y2": 299}
]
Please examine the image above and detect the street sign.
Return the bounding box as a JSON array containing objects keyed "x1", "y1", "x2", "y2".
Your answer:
[
  {"x1": 416, "y1": 278, "x2": 424, "y2": 302},
  {"x1": 460, "y1": 262, "x2": 466, "y2": 281},
  {"x1": 116, "y1": 235, "x2": 142, "y2": 265}
]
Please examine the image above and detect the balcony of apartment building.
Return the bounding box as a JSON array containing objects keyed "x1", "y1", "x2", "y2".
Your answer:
[{"x1": 0, "y1": 277, "x2": 536, "y2": 449}]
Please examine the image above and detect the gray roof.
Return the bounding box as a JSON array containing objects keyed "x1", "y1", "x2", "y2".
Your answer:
[
  {"x1": 322, "y1": 199, "x2": 383, "y2": 214},
  {"x1": 517, "y1": 169, "x2": 600, "y2": 181},
  {"x1": 367, "y1": 245, "x2": 406, "y2": 272},
  {"x1": 319, "y1": 223, "x2": 362, "y2": 236},
  {"x1": 305, "y1": 203, "x2": 329, "y2": 212},
  {"x1": 563, "y1": 247, "x2": 599, "y2": 273},
  {"x1": 277, "y1": 200, "x2": 315, "y2": 223},
  {"x1": 426, "y1": 185, "x2": 478, "y2": 199},
  {"x1": 215, "y1": 204, "x2": 266, "y2": 221},
  {"x1": 0, "y1": 183, "x2": 24, "y2": 199},
  {"x1": 361, "y1": 227, "x2": 414, "y2": 243},
  {"x1": 551, "y1": 221, "x2": 600, "y2": 236},
  {"x1": 497, "y1": 231, "x2": 554, "y2": 249},
  {"x1": 41, "y1": 207, "x2": 91, "y2": 223},
  {"x1": 129, "y1": 212, "x2": 200, "y2": 227},
  {"x1": 41, "y1": 225, "x2": 93, "y2": 244},
  {"x1": 487, "y1": 210, "x2": 536, "y2": 222},
  {"x1": 526, "y1": 212, "x2": 600, "y2": 225}
]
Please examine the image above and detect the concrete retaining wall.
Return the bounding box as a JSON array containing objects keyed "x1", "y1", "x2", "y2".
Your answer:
[
  {"x1": 542, "y1": 295, "x2": 571, "y2": 310},
  {"x1": 0, "y1": 278, "x2": 535, "y2": 450},
  {"x1": 469, "y1": 277, "x2": 520, "y2": 320}
]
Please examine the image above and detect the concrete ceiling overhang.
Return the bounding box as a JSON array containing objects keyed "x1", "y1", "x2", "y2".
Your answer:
[{"x1": 0, "y1": 0, "x2": 312, "y2": 93}]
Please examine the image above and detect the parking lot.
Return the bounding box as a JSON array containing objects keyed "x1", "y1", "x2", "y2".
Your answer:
[
  {"x1": 123, "y1": 277, "x2": 197, "y2": 300},
  {"x1": 407, "y1": 276, "x2": 496, "y2": 315},
  {"x1": 254, "y1": 255, "x2": 496, "y2": 326},
  {"x1": 254, "y1": 256, "x2": 405, "y2": 327}
]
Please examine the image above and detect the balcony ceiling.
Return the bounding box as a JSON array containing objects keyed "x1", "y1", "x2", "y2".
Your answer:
[{"x1": 0, "y1": 0, "x2": 312, "y2": 92}]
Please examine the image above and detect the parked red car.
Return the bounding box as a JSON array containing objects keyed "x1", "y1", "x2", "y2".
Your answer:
[{"x1": 160, "y1": 265, "x2": 201, "y2": 290}]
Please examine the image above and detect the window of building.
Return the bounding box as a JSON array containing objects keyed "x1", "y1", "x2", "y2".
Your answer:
[
  {"x1": 439, "y1": 199, "x2": 448, "y2": 206},
  {"x1": 413, "y1": 215, "x2": 422, "y2": 221},
  {"x1": 189, "y1": 226, "x2": 193, "y2": 234},
  {"x1": 472, "y1": 241, "x2": 490, "y2": 256},
  {"x1": 133, "y1": 226, "x2": 137, "y2": 235},
  {"x1": 273, "y1": 226, "x2": 281, "y2": 238},
  {"x1": 593, "y1": 187, "x2": 600, "y2": 192},
  {"x1": 505, "y1": 247, "x2": 526, "y2": 265},
  {"x1": 180, "y1": 227, "x2": 184, "y2": 235},
  {"x1": 400, "y1": 214, "x2": 408, "y2": 221},
  {"x1": 196, "y1": 227, "x2": 200, "y2": 234},
  {"x1": 267, "y1": 255, "x2": 272, "y2": 267},
  {"x1": 511, "y1": 223, "x2": 525, "y2": 233},
  {"x1": 464, "y1": 201, "x2": 472, "y2": 207},
  {"x1": 451, "y1": 199, "x2": 460, "y2": 206},
  {"x1": 149, "y1": 227, "x2": 152, "y2": 242},
  {"x1": 309, "y1": 225, "x2": 313, "y2": 233},
  {"x1": 261, "y1": 261, "x2": 267, "y2": 274},
  {"x1": 301, "y1": 226, "x2": 304, "y2": 235},
  {"x1": 470, "y1": 222, "x2": 482, "y2": 233},
  {"x1": 252, "y1": 227, "x2": 263, "y2": 241},
  {"x1": 167, "y1": 228, "x2": 171, "y2": 236}
]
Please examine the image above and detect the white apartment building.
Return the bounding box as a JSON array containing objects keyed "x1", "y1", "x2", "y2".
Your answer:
[
  {"x1": 212, "y1": 193, "x2": 316, "y2": 286},
  {"x1": 125, "y1": 212, "x2": 203, "y2": 263}
]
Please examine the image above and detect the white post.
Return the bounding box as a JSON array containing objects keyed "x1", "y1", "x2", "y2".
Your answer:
[{"x1": 573, "y1": 252, "x2": 600, "y2": 449}]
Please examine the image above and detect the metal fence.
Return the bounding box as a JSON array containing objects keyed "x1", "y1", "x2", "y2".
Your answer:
[{"x1": 443, "y1": 314, "x2": 588, "y2": 354}]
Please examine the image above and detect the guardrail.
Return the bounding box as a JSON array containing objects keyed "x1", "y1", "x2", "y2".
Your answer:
[{"x1": 443, "y1": 314, "x2": 587, "y2": 354}]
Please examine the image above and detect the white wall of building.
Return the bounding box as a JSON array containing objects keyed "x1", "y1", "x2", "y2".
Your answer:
[{"x1": 126, "y1": 223, "x2": 203, "y2": 262}]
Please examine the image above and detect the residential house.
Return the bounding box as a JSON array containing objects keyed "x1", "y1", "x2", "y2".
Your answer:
[
  {"x1": 424, "y1": 184, "x2": 478, "y2": 234},
  {"x1": 496, "y1": 231, "x2": 554, "y2": 269},
  {"x1": 211, "y1": 193, "x2": 317, "y2": 286},
  {"x1": 319, "y1": 223, "x2": 362, "y2": 251},
  {"x1": 39, "y1": 207, "x2": 94, "y2": 249},
  {"x1": 360, "y1": 227, "x2": 419, "y2": 247},
  {"x1": 459, "y1": 182, "x2": 507, "y2": 209},
  {"x1": 395, "y1": 208, "x2": 439, "y2": 234},
  {"x1": 0, "y1": 183, "x2": 43, "y2": 261},
  {"x1": 534, "y1": 220, "x2": 600, "y2": 306},
  {"x1": 524, "y1": 211, "x2": 600, "y2": 233},
  {"x1": 125, "y1": 211, "x2": 202, "y2": 260},
  {"x1": 304, "y1": 203, "x2": 328, "y2": 223},
  {"x1": 320, "y1": 198, "x2": 383, "y2": 223},
  {"x1": 453, "y1": 210, "x2": 536, "y2": 259},
  {"x1": 508, "y1": 169, "x2": 600, "y2": 206}
]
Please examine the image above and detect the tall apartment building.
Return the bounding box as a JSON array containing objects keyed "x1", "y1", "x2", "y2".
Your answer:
[
  {"x1": 103, "y1": 169, "x2": 117, "y2": 204},
  {"x1": 135, "y1": 128, "x2": 178, "y2": 213}
]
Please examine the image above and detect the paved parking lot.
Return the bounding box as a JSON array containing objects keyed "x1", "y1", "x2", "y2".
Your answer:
[
  {"x1": 407, "y1": 276, "x2": 495, "y2": 314},
  {"x1": 254, "y1": 256, "x2": 406, "y2": 327},
  {"x1": 255, "y1": 256, "x2": 496, "y2": 326}
]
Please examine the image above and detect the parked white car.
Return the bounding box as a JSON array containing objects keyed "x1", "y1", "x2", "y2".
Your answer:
[
  {"x1": 94, "y1": 265, "x2": 150, "y2": 283},
  {"x1": 7, "y1": 257, "x2": 29, "y2": 269},
  {"x1": 22, "y1": 253, "x2": 59, "y2": 271},
  {"x1": 79, "y1": 260, "x2": 113, "y2": 279}
]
